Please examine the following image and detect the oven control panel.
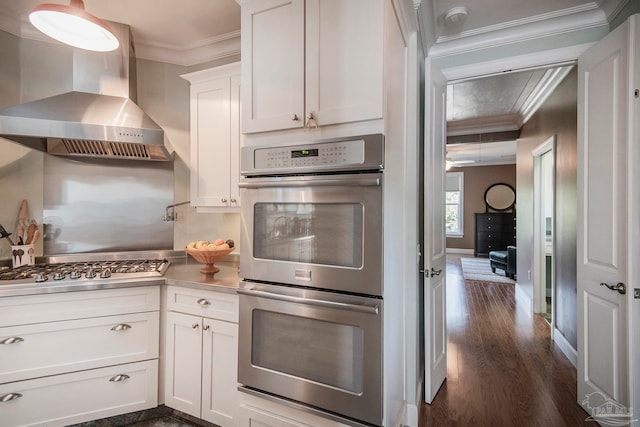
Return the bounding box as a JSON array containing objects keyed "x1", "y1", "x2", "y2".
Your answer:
[
  {"x1": 242, "y1": 134, "x2": 384, "y2": 175},
  {"x1": 255, "y1": 140, "x2": 364, "y2": 169}
]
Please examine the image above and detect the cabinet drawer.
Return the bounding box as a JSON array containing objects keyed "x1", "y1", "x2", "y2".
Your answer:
[
  {"x1": 0, "y1": 286, "x2": 160, "y2": 327},
  {"x1": 0, "y1": 360, "x2": 158, "y2": 427},
  {"x1": 166, "y1": 286, "x2": 238, "y2": 323},
  {"x1": 0, "y1": 312, "x2": 159, "y2": 384}
]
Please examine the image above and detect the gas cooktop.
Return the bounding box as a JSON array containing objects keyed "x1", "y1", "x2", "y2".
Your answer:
[{"x1": 0, "y1": 258, "x2": 169, "y2": 283}]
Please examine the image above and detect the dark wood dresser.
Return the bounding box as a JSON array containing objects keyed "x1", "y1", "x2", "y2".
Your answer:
[{"x1": 474, "y1": 212, "x2": 516, "y2": 256}]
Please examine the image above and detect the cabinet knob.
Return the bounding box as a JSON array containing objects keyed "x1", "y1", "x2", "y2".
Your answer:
[
  {"x1": 221, "y1": 198, "x2": 228, "y2": 203},
  {"x1": 110, "y1": 324, "x2": 131, "y2": 332},
  {"x1": 197, "y1": 298, "x2": 211, "y2": 306},
  {"x1": 203, "y1": 325, "x2": 210, "y2": 331},
  {"x1": 0, "y1": 336, "x2": 24, "y2": 345},
  {"x1": 291, "y1": 114, "x2": 299, "y2": 121},
  {"x1": 109, "y1": 374, "x2": 130, "y2": 383},
  {"x1": 0, "y1": 393, "x2": 22, "y2": 402},
  {"x1": 230, "y1": 198, "x2": 237, "y2": 203},
  {"x1": 192, "y1": 323, "x2": 200, "y2": 329}
]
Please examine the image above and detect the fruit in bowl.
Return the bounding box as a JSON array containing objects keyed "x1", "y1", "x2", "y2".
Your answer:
[{"x1": 185, "y1": 239, "x2": 235, "y2": 275}]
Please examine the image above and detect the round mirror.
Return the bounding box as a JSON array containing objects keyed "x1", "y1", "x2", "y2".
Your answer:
[{"x1": 485, "y1": 183, "x2": 515, "y2": 211}]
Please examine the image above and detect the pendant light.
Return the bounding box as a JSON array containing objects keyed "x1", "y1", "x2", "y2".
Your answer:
[{"x1": 29, "y1": 0, "x2": 119, "y2": 52}]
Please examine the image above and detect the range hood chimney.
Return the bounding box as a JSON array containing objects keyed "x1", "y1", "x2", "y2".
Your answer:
[{"x1": 0, "y1": 22, "x2": 171, "y2": 161}]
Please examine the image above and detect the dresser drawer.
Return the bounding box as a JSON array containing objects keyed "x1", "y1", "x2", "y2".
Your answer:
[
  {"x1": 0, "y1": 286, "x2": 160, "y2": 327},
  {"x1": 0, "y1": 360, "x2": 157, "y2": 427},
  {"x1": 0, "y1": 311, "x2": 159, "y2": 384},
  {"x1": 476, "y1": 241, "x2": 502, "y2": 254},
  {"x1": 166, "y1": 285, "x2": 238, "y2": 323},
  {"x1": 476, "y1": 215, "x2": 504, "y2": 229}
]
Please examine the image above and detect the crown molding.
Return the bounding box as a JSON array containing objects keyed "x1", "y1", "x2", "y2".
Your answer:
[
  {"x1": 447, "y1": 114, "x2": 520, "y2": 136},
  {"x1": 429, "y1": 5, "x2": 607, "y2": 58},
  {"x1": 519, "y1": 65, "x2": 573, "y2": 125},
  {"x1": 134, "y1": 31, "x2": 241, "y2": 66}
]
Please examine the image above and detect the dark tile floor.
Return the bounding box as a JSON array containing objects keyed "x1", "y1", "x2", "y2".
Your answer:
[{"x1": 69, "y1": 406, "x2": 211, "y2": 427}]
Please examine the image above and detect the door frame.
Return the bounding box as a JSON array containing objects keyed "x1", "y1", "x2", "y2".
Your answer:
[{"x1": 532, "y1": 136, "x2": 555, "y2": 324}]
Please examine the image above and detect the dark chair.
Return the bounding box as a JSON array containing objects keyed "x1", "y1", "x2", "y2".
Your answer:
[{"x1": 489, "y1": 246, "x2": 517, "y2": 279}]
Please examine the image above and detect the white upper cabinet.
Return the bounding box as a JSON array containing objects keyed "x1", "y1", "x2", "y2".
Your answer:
[
  {"x1": 241, "y1": 0, "x2": 383, "y2": 134},
  {"x1": 182, "y1": 63, "x2": 241, "y2": 210}
]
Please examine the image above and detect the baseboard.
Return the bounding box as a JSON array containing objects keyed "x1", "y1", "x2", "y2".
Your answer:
[
  {"x1": 515, "y1": 283, "x2": 533, "y2": 317},
  {"x1": 404, "y1": 403, "x2": 419, "y2": 427},
  {"x1": 553, "y1": 327, "x2": 578, "y2": 368},
  {"x1": 446, "y1": 248, "x2": 474, "y2": 255},
  {"x1": 403, "y1": 375, "x2": 423, "y2": 427}
]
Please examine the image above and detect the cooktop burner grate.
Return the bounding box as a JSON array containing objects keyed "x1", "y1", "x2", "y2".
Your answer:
[{"x1": 0, "y1": 258, "x2": 169, "y2": 282}]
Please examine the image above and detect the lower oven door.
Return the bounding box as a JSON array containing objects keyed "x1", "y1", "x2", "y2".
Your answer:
[{"x1": 237, "y1": 281, "x2": 383, "y2": 426}]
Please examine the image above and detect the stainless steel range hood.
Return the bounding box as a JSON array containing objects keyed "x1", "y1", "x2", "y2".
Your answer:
[{"x1": 0, "y1": 22, "x2": 171, "y2": 161}]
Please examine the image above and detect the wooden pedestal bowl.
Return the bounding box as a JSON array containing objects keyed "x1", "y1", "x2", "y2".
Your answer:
[{"x1": 185, "y1": 247, "x2": 234, "y2": 275}]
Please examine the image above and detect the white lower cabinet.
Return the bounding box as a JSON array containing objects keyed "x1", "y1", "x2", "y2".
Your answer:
[
  {"x1": 164, "y1": 286, "x2": 239, "y2": 426},
  {"x1": 0, "y1": 360, "x2": 157, "y2": 427},
  {"x1": 0, "y1": 286, "x2": 161, "y2": 427},
  {"x1": 238, "y1": 395, "x2": 349, "y2": 427}
]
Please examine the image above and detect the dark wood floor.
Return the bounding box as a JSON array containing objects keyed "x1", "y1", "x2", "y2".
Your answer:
[{"x1": 420, "y1": 255, "x2": 590, "y2": 427}]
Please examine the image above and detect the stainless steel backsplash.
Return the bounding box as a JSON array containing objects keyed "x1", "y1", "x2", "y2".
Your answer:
[{"x1": 43, "y1": 155, "x2": 173, "y2": 254}]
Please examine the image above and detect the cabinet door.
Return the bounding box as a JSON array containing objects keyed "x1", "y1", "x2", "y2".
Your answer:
[
  {"x1": 0, "y1": 312, "x2": 159, "y2": 384},
  {"x1": 201, "y1": 319, "x2": 239, "y2": 426},
  {"x1": 190, "y1": 78, "x2": 232, "y2": 207},
  {"x1": 241, "y1": 0, "x2": 305, "y2": 133},
  {"x1": 164, "y1": 311, "x2": 202, "y2": 417},
  {"x1": 239, "y1": 404, "x2": 311, "y2": 427},
  {"x1": 230, "y1": 75, "x2": 241, "y2": 207},
  {"x1": 0, "y1": 360, "x2": 157, "y2": 427},
  {"x1": 305, "y1": 0, "x2": 383, "y2": 127}
]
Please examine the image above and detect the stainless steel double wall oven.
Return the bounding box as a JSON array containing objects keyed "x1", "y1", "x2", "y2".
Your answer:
[{"x1": 238, "y1": 134, "x2": 384, "y2": 426}]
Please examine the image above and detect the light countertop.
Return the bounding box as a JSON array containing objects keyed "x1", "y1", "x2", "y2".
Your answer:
[{"x1": 164, "y1": 259, "x2": 241, "y2": 294}]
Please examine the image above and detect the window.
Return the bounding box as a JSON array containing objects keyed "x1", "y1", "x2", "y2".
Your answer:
[{"x1": 446, "y1": 172, "x2": 464, "y2": 237}]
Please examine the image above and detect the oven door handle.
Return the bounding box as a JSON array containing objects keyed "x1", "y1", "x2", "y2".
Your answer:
[
  {"x1": 237, "y1": 288, "x2": 380, "y2": 315},
  {"x1": 238, "y1": 176, "x2": 380, "y2": 189}
]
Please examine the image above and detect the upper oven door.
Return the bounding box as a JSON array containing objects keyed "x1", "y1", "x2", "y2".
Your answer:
[{"x1": 240, "y1": 172, "x2": 382, "y2": 296}]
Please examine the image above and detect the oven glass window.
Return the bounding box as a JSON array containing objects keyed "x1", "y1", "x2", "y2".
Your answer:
[
  {"x1": 253, "y1": 203, "x2": 363, "y2": 267},
  {"x1": 252, "y1": 309, "x2": 363, "y2": 393}
]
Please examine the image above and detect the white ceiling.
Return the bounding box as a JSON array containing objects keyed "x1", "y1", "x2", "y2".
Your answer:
[{"x1": 0, "y1": 0, "x2": 628, "y2": 166}]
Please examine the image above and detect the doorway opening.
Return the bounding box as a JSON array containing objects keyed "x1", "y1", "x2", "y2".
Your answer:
[{"x1": 532, "y1": 136, "x2": 555, "y2": 325}]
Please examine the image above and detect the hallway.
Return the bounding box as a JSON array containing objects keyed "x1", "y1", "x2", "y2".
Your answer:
[{"x1": 420, "y1": 255, "x2": 590, "y2": 426}]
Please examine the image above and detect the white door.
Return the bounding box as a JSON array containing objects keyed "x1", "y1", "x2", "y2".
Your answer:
[
  {"x1": 305, "y1": 0, "x2": 383, "y2": 127},
  {"x1": 577, "y1": 15, "x2": 629, "y2": 416},
  {"x1": 164, "y1": 311, "x2": 203, "y2": 417},
  {"x1": 201, "y1": 319, "x2": 239, "y2": 426},
  {"x1": 191, "y1": 77, "x2": 231, "y2": 207},
  {"x1": 241, "y1": 0, "x2": 305, "y2": 133},
  {"x1": 423, "y1": 57, "x2": 447, "y2": 404}
]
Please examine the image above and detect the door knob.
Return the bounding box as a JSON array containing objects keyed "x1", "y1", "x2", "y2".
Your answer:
[
  {"x1": 419, "y1": 268, "x2": 443, "y2": 277},
  {"x1": 600, "y1": 282, "x2": 626, "y2": 295}
]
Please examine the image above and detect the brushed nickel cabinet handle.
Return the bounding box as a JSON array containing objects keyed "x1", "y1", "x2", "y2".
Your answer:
[
  {"x1": 431, "y1": 268, "x2": 443, "y2": 276},
  {"x1": 109, "y1": 374, "x2": 130, "y2": 382},
  {"x1": 192, "y1": 323, "x2": 199, "y2": 329},
  {"x1": 0, "y1": 393, "x2": 22, "y2": 402},
  {"x1": 197, "y1": 298, "x2": 210, "y2": 306},
  {"x1": 230, "y1": 198, "x2": 237, "y2": 203},
  {"x1": 110, "y1": 324, "x2": 131, "y2": 332},
  {"x1": 0, "y1": 337, "x2": 24, "y2": 345},
  {"x1": 600, "y1": 282, "x2": 626, "y2": 295},
  {"x1": 203, "y1": 325, "x2": 210, "y2": 331},
  {"x1": 221, "y1": 198, "x2": 228, "y2": 203}
]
